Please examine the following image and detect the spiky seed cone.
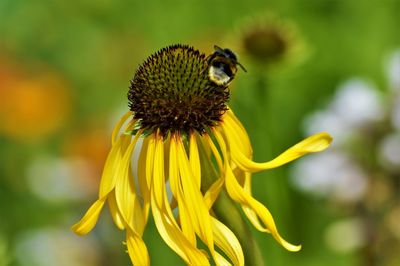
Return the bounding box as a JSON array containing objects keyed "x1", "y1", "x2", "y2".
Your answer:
[{"x1": 128, "y1": 45, "x2": 229, "y2": 135}]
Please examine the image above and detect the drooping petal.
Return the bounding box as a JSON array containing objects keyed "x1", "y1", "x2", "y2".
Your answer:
[
  {"x1": 225, "y1": 109, "x2": 252, "y2": 157},
  {"x1": 231, "y1": 167, "x2": 269, "y2": 233},
  {"x1": 111, "y1": 111, "x2": 133, "y2": 146},
  {"x1": 151, "y1": 135, "x2": 179, "y2": 223},
  {"x1": 71, "y1": 198, "x2": 106, "y2": 236},
  {"x1": 145, "y1": 135, "x2": 156, "y2": 191},
  {"x1": 98, "y1": 138, "x2": 122, "y2": 198},
  {"x1": 126, "y1": 228, "x2": 150, "y2": 266},
  {"x1": 137, "y1": 137, "x2": 151, "y2": 224},
  {"x1": 175, "y1": 136, "x2": 216, "y2": 256},
  {"x1": 131, "y1": 177, "x2": 146, "y2": 235},
  {"x1": 72, "y1": 115, "x2": 137, "y2": 237},
  {"x1": 241, "y1": 173, "x2": 270, "y2": 233},
  {"x1": 189, "y1": 132, "x2": 201, "y2": 189},
  {"x1": 213, "y1": 252, "x2": 232, "y2": 266},
  {"x1": 224, "y1": 112, "x2": 271, "y2": 232},
  {"x1": 214, "y1": 129, "x2": 301, "y2": 252},
  {"x1": 152, "y1": 135, "x2": 166, "y2": 208},
  {"x1": 177, "y1": 198, "x2": 198, "y2": 246},
  {"x1": 115, "y1": 132, "x2": 144, "y2": 233},
  {"x1": 225, "y1": 110, "x2": 260, "y2": 230},
  {"x1": 223, "y1": 119, "x2": 332, "y2": 172},
  {"x1": 202, "y1": 135, "x2": 225, "y2": 209},
  {"x1": 107, "y1": 190, "x2": 125, "y2": 230},
  {"x1": 203, "y1": 134, "x2": 223, "y2": 172},
  {"x1": 150, "y1": 134, "x2": 209, "y2": 265},
  {"x1": 151, "y1": 198, "x2": 210, "y2": 265},
  {"x1": 212, "y1": 217, "x2": 244, "y2": 266},
  {"x1": 99, "y1": 133, "x2": 131, "y2": 198},
  {"x1": 226, "y1": 169, "x2": 302, "y2": 251},
  {"x1": 169, "y1": 136, "x2": 197, "y2": 245},
  {"x1": 203, "y1": 177, "x2": 225, "y2": 211}
]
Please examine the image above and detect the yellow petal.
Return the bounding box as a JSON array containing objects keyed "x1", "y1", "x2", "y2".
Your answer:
[
  {"x1": 212, "y1": 217, "x2": 244, "y2": 266},
  {"x1": 152, "y1": 135, "x2": 166, "y2": 208},
  {"x1": 145, "y1": 135, "x2": 156, "y2": 192},
  {"x1": 189, "y1": 132, "x2": 201, "y2": 189},
  {"x1": 147, "y1": 135, "x2": 209, "y2": 265},
  {"x1": 214, "y1": 253, "x2": 232, "y2": 266},
  {"x1": 150, "y1": 135, "x2": 181, "y2": 225},
  {"x1": 203, "y1": 177, "x2": 225, "y2": 210},
  {"x1": 107, "y1": 190, "x2": 125, "y2": 230},
  {"x1": 115, "y1": 132, "x2": 144, "y2": 233},
  {"x1": 111, "y1": 111, "x2": 133, "y2": 146},
  {"x1": 223, "y1": 112, "x2": 267, "y2": 231},
  {"x1": 150, "y1": 135, "x2": 209, "y2": 265},
  {"x1": 214, "y1": 130, "x2": 301, "y2": 252},
  {"x1": 198, "y1": 133, "x2": 212, "y2": 158},
  {"x1": 227, "y1": 162, "x2": 300, "y2": 251},
  {"x1": 203, "y1": 134, "x2": 223, "y2": 172},
  {"x1": 175, "y1": 137, "x2": 216, "y2": 252},
  {"x1": 235, "y1": 169, "x2": 269, "y2": 233},
  {"x1": 225, "y1": 109, "x2": 252, "y2": 157},
  {"x1": 71, "y1": 198, "x2": 106, "y2": 236},
  {"x1": 200, "y1": 134, "x2": 226, "y2": 209},
  {"x1": 101, "y1": 114, "x2": 136, "y2": 198},
  {"x1": 126, "y1": 228, "x2": 150, "y2": 266},
  {"x1": 177, "y1": 194, "x2": 197, "y2": 246},
  {"x1": 98, "y1": 139, "x2": 121, "y2": 198},
  {"x1": 131, "y1": 165, "x2": 147, "y2": 234},
  {"x1": 138, "y1": 137, "x2": 151, "y2": 224},
  {"x1": 169, "y1": 136, "x2": 197, "y2": 245},
  {"x1": 223, "y1": 121, "x2": 332, "y2": 172},
  {"x1": 98, "y1": 135, "x2": 131, "y2": 198},
  {"x1": 151, "y1": 197, "x2": 210, "y2": 265}
]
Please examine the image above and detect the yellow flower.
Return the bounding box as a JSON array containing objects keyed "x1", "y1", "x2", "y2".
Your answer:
[{"x1": 72, "y1": 45, "x2": 332, "y2": 265}]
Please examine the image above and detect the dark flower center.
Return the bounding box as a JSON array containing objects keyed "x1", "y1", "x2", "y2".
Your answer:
[
  {"x1": 128, "y1": 44, "x2": 229, "y2": 135},
  {"x1": 243, "y1": 28, "x2": 287, "y2": 62}
]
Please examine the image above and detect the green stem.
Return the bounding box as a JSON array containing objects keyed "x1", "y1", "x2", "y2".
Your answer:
[{"x1": 198, "y1": 141, "x2": 265, "y2": 266}]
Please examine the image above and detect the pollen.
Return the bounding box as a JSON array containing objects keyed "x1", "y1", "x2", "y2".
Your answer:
[{"x1": 128, "y1": 44, "x2": 229, "y2": 135}]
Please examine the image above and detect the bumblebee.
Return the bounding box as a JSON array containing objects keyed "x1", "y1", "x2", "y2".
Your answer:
[{"x1": 207, "y1": 45, "x2": 247, "y2": 86}]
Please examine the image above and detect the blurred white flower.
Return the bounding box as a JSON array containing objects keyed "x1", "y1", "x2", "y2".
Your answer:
[
  {"x1": 331, "y1": 79, "x2": 384, "y2": 126},
  {"x1": 304, "y1": 110, "x2": 350, "y2": 145},
  {"x1": 378, "y1": 133, "x2": 400, "y2": 169},
  {"x1": 14, "y1": 228, "x2": 100, "y2": 266},
  {"x1": 304, "y1": 78, "x2": 383, "y2": 145},
  {"x1": 26, "y1": 156, "x2": 96, "y2": 203},
  {"x1": 291, "y1": 151, "x2": 368, "y2": 202},
  {"x1": 324, "y1": 218, "x2": 366, "y2": 253},
  {"x1": 385, "y1": 49, "x2": 400, "y2": 91},
  {"x1": 390, "y1": 95, "x2": 400, "y2": 130}
]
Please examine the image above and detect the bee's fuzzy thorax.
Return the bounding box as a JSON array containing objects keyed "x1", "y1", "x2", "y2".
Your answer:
[{"x1": 208, "y1": 65, "x2": 234, "y2": 86}]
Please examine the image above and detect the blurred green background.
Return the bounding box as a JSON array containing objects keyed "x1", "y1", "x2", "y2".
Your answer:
[{"x1": 1, "y1": 0, "x2": 400, "y2": 265}]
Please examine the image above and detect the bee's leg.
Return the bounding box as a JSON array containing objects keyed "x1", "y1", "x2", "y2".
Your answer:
[{"x1": 200, "y1": 60, "x2": 210, "y2": 75}]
